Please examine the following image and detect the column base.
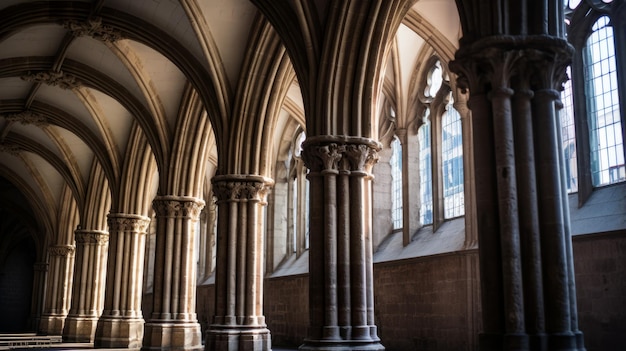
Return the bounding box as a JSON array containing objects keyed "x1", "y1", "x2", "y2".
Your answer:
[
  {"x1": 205, "y1": 325, "x2": 271, "y2": 351},
  {"x1": 299, "y1": 339, "x2": 384, "y2": 351},
  {"x1": 479, "y1": 332, "x2": 585, "y2": 351},
  {"x1": 39, "y1": 313, "x2": 67, "y2": 335},
  {"x1": 63, "y1": 315, "x2": 99, "y2": 343},
  {"x1": 95, "y1": 316, "x2": 144, "y2": 349},
  {"x1": 142, "y1": 320, "x2": 202, "y2": 351}
]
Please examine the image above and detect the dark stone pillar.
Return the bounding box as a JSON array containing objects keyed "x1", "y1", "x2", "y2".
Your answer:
[
  {"x1": 299, "y1": 135, "x2": 384, "y2": 351},
  {"x1": 451, "y1": 36, "x2": 585, "y2": 351}
]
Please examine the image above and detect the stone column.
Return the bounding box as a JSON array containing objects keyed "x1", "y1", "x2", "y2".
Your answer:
[
  {"x1": 95, "y1": 213, "x2": 150, "y2": 349},
  {"x1": 29, "y1": 262, "x2": 48, "y2": 331},
  {"x1": 143, "y1": 196, "x2": 204, "y2": 351},
  {"x1": 451, "y1": 36, "x2": 585, "y2": 351},
  {"x1": 299, "y1": 135, "x2": 384, "y2": 351},
  {"x1": 63, "y1": 229, "x2": 109, "y2": 342},
  {"x1": 39, "y1": 245, "x2": 74, "y2": 335},
  {"x1": 205, "y1": 175, "x2": 272, "y2": 351}
]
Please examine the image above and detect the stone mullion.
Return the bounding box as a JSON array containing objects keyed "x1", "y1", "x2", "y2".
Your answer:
[
  {"x1": 511, "y1": 77, "x2": 546, "y2": 344},
  {"x1": 95, "y1": 213, "x2": 149, "y2": 348},
  {"x1": 64, "y1": 230, "x2": 109, "y2": 343},
  {"x1": 206, "y1": 175, "x2": 272, "y2": 351},
  {"x1": 143, "y1": 196, "x2": 205, "y2": 351},
  {"x1": 39, "y1": 245, "x2": 75, "y2": 334}
]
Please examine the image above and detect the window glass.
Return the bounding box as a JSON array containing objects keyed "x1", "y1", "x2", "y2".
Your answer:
[
  {"x1": 442, "y1": 96, "x2": 465, "y2": 218},
  {"x1": 561, "y1": 66, "x2": 579, "y2": 193},
  {"x1": 390, "y1": 136, "x2": 403, "y2": 229},
  {"x1": 584, "y1": 16, "x2": 624, "y2": 186},
  {"x1": 418, "y1": 111, "x2": 433, "y2": 225}
]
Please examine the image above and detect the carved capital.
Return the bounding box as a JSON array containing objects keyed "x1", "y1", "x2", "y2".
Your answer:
[
  {"x1": 301, "y1": 136, "x2": 381, "y2": 175},
  {"x1": 0, "y1": 143, "x2": 21, "y2": 156},
  {"x1": 21, "y1": 70, "x2": 81, "y2": 90},
  {"x1": 107, "y1": 213, "x2": 151, "y2": 233},
  {"x1": 48, "y1": 245, "x2": 75, "y2": 257},
  {"x1": 451, "y1": 35, "x2": 573, "y2": 94},
  {"x1": 153, "y1": 196, "x2": 205, "y2": 220},
  {"x1": 75, "y1": 230, "x2": 109, "y2": 245},
  {"x1": 212, "y1": 177, "x2": 270, "y2": 203},
  {"x1": 63, "y1": 17, "x2": 122, "y2": 42},
  {"x1": 3, "y1": 110, "x2": 48, "y2": 127}
]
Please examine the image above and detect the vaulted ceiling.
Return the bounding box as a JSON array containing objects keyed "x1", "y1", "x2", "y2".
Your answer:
[{"x1": 0, "y1": 0, "x2": 460, "y2": 251}]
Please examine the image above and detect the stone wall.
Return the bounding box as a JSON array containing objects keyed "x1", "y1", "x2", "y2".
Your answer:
[
  {"x1": 194, "y1": 232, "x2": 626, "y2": 350},
  {"x1": 573, "y1": 231, "x2": 626, "y2": 351}
]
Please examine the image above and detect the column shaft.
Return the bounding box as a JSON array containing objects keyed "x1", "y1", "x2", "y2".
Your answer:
[
  {"x1": 39, "y1": 246, "x2": 74, "y2": 335},
  {"x1": 205, "y1": 175, "x2": 272, "y2": 351},
  {"x1": 300, "y1": 136, "x2": 383, "y2": 351},
  {"x1": 63, "y1": 230, "x2": 108, "y2": 343},
  {"x1": 143, "y1": 196, "x2": 204, "y2": 351},
  {"x1": 95, "y1": 214, "x2": 150, "y2": 349}
]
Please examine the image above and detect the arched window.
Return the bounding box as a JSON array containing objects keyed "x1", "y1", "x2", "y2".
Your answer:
[
  {"x1": 561, "y1": 66, "x2": 578, "y2": 193},
  {"x1": 390, "y1": 136, "x2": 403, "y2": 229},
  {"x1": 418, "y1": 112, "x2": 433, "y2": 225},
  {"x1": 290, "y1": 131, "x2": 309, "y2": 255},
  {"x1": 442, "y1": 95, "x2": 464, "y2": 219},
  {"x1": 584, "y1": 16, "x2": 623, "y2": 186},
  {"x1": 563, "y1": 1, "x2": 625, "y2": 201}
]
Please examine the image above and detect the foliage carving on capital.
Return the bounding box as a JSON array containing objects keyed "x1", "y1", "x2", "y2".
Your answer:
[
  {"x1": 0, "y1": 143, "x2": 21, "y2": 156},
  {"x1": 48, "y1": 245, "x2": 75, "y2": 257},
  {"x1": 3, "y1": 111, "x2": 48, "y2": 127},
  {"x1": 153, "y1": 198, "x2": 204, "y2": 220},
  {"x1": 213, "y1": 180, "x2": 268, "y2": 203},
  {"x1": 302, "y1": 143, "x2": 343, "y2": 173},
  {"x1": 63, "y1": 17, "x2": 122, "y2": 42},
  {"x1": 344, "y1": 144, "x2": 378, "y2": 173},
  {"x1": 107, "y1": 215, "x2": 150, "y2": 233},
  {"x1": 75, "y1": 230, "x2": 109, "y2": 245},
  {"x1": 21, "y1": 70, "x2": 81, "y2": 90}
]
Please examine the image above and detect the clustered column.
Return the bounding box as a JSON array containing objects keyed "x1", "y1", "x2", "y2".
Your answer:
[
  {"x1": 39, "y1": 245, "x2": 74, "y2": 335},
  {"x1": 299, "y1": 135, "x2": 384, "y2": 351},
  {"x1": 450, "y1": 36, "x2": 584, "y2": 351},
  {"x1": 95, "y1": 213, "x2": 151, "y2": 348},
  {"x1": 206, "y1": 175, "x2": 272, "y2": 351},
  {"x1": 143, "y1": 196, "x2": 205, "y2": 351},
  {"x1": 63, "y1": 229, "x2": 109, "y2": 342}
]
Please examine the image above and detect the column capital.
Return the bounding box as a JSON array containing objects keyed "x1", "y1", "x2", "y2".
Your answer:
[
  {"x1": 48, "y1": 244, "x2": 75, "y2": 257},
  {"x1": 107, "y1": 213, "x2": 151, "y2": 233},
  {"x1": 152, "y1": 196, "x2": 205, "y2": 220},
  {"x1": 301, "y1": 135, "x2": 381, "y2": 174},
  {"x1": 75, "y1": 229, "x2": 109, "y2": 245},
  {"x1": 451, "y1": 35, "x2": 573, "y2": 94},
  {"x1": 212, "y1": 174, "x2": 273, "y2": 204}
]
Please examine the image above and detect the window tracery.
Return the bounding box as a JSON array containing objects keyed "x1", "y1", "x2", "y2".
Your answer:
[{"x1": 562, "y1": 0, "x2": 625, "y2": 200}]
